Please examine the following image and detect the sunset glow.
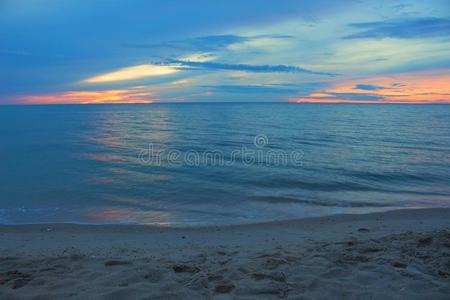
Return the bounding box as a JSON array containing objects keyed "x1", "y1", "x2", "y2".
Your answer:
[
  {"x1": 290, "y1": 69, "x2": 450, "y2": 104},
  {"x1": 2, "y1": 1, "x2": 450, "y2": 104},
  {"x1": 22, "y1": 88, "x2": 155, "y2": 104}
]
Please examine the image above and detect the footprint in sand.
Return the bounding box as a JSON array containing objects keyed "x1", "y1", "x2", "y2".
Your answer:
[
  {"x1": 172, "y1": 264, "x2": 200, "y2": 273},
  {"x1": 104, "y1": 260, "x2": 131, "y2": 267},
  {"x1": 262, "y1": 257, "x2": 288, "y2": 270},
  {"x1": 144, "y1": 269, "x2": 164, "y2": 283}
]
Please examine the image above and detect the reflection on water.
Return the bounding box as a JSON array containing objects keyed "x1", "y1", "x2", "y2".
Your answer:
[
  {"x1": 0, "y1": 103, "x2": 450, "y2": 225},
  {"x1": 86, "y1": 207, "x2": 174, "y2": 226}
]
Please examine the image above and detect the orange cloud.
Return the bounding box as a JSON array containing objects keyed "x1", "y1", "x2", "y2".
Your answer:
[
  {"x1": 290, "y1": 69, "x2": 450, "y2": 104},
  {"x1": 21, "y1": 86, "x2": 155, "y2": 104}
]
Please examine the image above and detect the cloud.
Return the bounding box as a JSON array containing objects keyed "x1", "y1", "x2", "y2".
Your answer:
[
  {"x1": 291, "y1": 92, "x2": 385, "y2": 103},
  {"x1": 291, "y1": 69, "x2": 450, "y2": 104},
  {"x1": 201, "y1": 82, "x2": 326, "y2": 95},
  {"x1": 201, "y1": 85, "x2": 298, "y2": 94},
  {"x1": 160, "y1": 59, "x2": 337, "y2": 76},
  {"x1": 80, "y1": 58, "x2": 334, "y2": 86},
  {"x1": 83, "y1": 64, "x2": 180, "y2": 83},
  {"x1": 180, "y1": 53, "x2": 218, "y2": 62},
  {"x1": 326, "y1": 92, "x2": 384, "y2": 101},
  {"x1": 344, "y1": 17, "x2": 450, "y2": 39},
  {"x1": 123, "y1": 34, "x2": 293, "y2": 52},
  {"x1": 354, "y1": 84, "x2": 385, "y2": 91}
]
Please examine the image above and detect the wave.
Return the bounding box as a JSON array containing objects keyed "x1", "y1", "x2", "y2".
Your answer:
[
  {"x1": 249, "y1": 196, "x2": 394, "y2": 207},
  {"x1": 247, "y1": 178, "x2": 450, "y2": 196}
]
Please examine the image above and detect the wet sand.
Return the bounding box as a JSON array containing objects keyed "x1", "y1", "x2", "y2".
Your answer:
[{"x1": 1, "y1": 208, "x2": 449, "y2": 299}]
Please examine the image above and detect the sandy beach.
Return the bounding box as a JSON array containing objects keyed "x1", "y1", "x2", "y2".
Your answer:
[{"x1": 1, "y1": 208, "x2": 449, "y2": 299}]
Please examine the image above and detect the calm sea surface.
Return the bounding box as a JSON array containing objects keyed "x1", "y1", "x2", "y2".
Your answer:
[{"x1": 1, "y1": 103, "x2": 449, "y2": 225}]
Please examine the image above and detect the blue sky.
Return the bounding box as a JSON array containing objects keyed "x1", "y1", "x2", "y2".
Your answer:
[{"x1": 1, "y1": 0, "x2": 449, "y2": 104}]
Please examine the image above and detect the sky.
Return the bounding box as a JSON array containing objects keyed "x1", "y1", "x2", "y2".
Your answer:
[{"x1": 0, "y1": 0, "x2": 449, "y2": 104}]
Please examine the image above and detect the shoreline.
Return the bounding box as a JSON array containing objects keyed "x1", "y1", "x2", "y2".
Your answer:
[
  {"x1": 1, "y1": 208, "x2": 449, "y2": 299},
  {"x1": 1, "y1": 206, "x2": 448, "y2": 229}
]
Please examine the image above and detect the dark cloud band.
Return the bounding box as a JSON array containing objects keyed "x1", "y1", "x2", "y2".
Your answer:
[
  {"x1": 344, "y1": 17, "x2": 450, "y2": 39},
  {"x1": 158, "y1": 59, "x2": 337, "y2": 76}
]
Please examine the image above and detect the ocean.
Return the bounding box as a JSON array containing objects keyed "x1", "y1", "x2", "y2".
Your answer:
[{"x1": 1, "y1": 103, "x2": 449, "y2": 225}]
